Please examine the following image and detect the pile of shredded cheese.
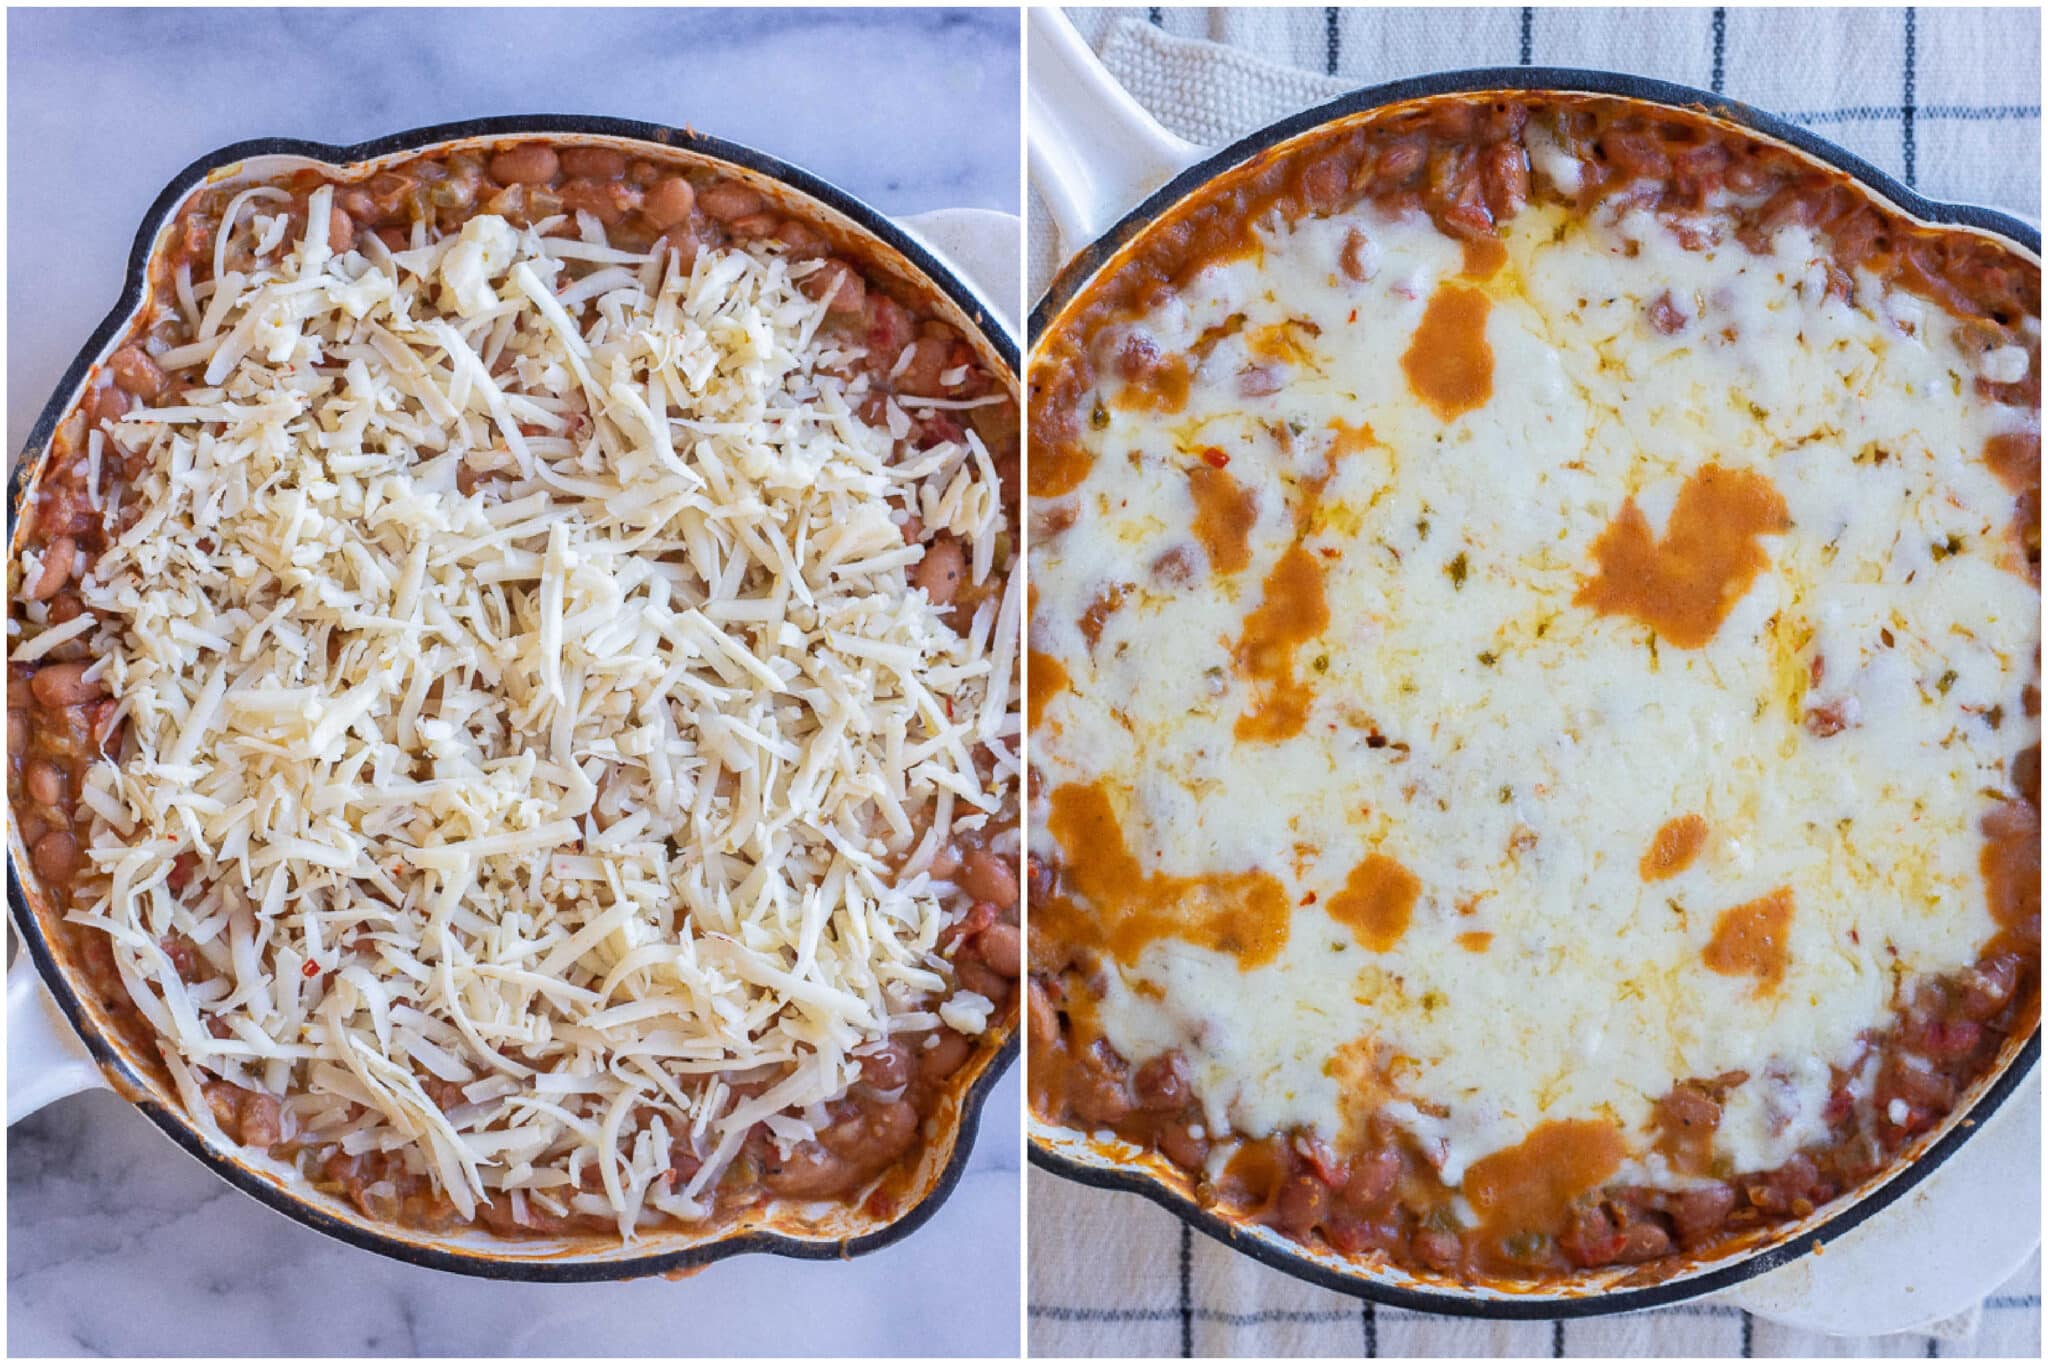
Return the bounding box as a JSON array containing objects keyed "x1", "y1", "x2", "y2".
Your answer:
[{"x1": 25, "y1": 182, "x2": 1019, "y2": 1234}]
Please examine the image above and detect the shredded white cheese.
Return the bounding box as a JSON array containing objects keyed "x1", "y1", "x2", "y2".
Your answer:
[{"x1": 62, "y1": 197, "x2": 1017, "y2": 1236}]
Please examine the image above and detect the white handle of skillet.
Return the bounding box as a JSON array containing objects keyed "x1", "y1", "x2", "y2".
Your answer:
[
  {"x1": 1027, "y1": 7, "x2": 1203, "y2": 252},
  {"x1": 8, "y1": 948, "x2": 105, "y2": 1124}
]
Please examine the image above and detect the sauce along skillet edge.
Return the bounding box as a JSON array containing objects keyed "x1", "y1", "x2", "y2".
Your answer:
[
  {"x1": 1023, "y1": 64, "x2": 2040, "y2": 1317},
  {"x1": 7, "y1": 112, "x2": 1020, "y2": 1283}
]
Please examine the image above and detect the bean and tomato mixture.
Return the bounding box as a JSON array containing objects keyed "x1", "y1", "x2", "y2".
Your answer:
[
  {"x1": 9, "y1": 140, "x2": 1021, "y2": 1236},
  {"x1": 1028, "y1": 94, "x2": 2039, "y2": 1282}
]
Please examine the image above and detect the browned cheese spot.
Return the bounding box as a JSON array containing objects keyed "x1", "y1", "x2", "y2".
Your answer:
[
  {"x1": 1401, "y1": 284, "x2": 1493, "y2": 421},
  {"x1": 1574, "y1": 464, "x2": 1791, "y2": 649},
  {"x1": 1113, "y1": 354, "x2": 1191, "y2": 413},
  {"x1": 1031, "y1": 440, "x2": 1093, "y2": 498},
  {"x1": 1702, "y1": 887, "x2": 1795, "y2": 993},
  {"x1": 1326, "y1": 419, "x2": 1380, "y2": 461},
  {"x1": 1463, "y1": 1120, "x2": 1627, "y2": 1269},
  {"x1": 1247, "y1": 320, "x2": 1317, "y2": 366},
  {"x1": 1188, "y1": 464, "x2": 1259, "y2": 575},
  {"x1": 1326, "y1": 853, "x2": 1422, "y2": 951},
  {"x1": 1461, "y1": 234, "x2": 1508, "y2": 280},
  {"x1": 1041, "y1": 781, "x2": 1292, "y2": 969},
  {"x1": 1225, "y1": 420, "x2": 1377, "y2": 742},
  {"x1": 1640, "y1": 814, "x2": 1709, "y2": 882},
  {"x1": 1027, "y1": 649, "x2": 1070, "y2": 730},
  {"x1": 1231, "y1": 546, "x2": 1330, "y2": 742}
]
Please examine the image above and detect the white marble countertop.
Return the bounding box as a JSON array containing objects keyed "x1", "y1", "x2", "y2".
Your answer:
[
  {"x1": 6, "y1": 4, "x2": 1021, "y2": 457},
  {"x1": 5, "y1": 7, "x2": 1020, "y2": 1357}
]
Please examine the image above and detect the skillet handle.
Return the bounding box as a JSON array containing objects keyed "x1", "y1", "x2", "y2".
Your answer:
[
  {"x1": 1027, "y1": 7, "x2": 1201, "y2": 252},
  {"x1": 7, "y1": 949, "x2": 104, "y2": 1124}
]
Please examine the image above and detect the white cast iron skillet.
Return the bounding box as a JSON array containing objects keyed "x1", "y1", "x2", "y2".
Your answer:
[
  {"x1": 8, "y1": 113, "x2": 1020, "y2": 1282},
  {"x1": 1024, "y1": 7, "x2": 2040, "y2": 1327}
]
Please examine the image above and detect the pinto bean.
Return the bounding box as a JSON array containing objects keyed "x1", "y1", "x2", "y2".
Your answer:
[
  {"x1": 1615, "y1": 1218, "x2": 1673, "y2": 1263},
  {"x1": 1918, "y1": 1014, "x2": 1984, "y2": 1060},
  {"x1": 1068, "y1": 1043, "x2": 1132, "y2": 1126},
  {"x1": 959, "y1": 847, "x2": 1018, "y2": 909},
  {"x1": 802, "y1": 259, "x2": 866, "y2": 315},
  {"x1": 976, "y1": 921, "x2": 1020, "y2": 978},
  {"x1": 897, "y1": 336, "x2": 952, "y2": 393},
  {"x1": 336, "y1": 187, "x2": 380, "y2": 223},
  {"x1": 1237, "y1": 365, "x2": 1282, "y2": 397},
  {"x1": 859, "y1": 1041, "x2": 912, "y2": 1091},
  {"x1": 1657, "y1": 1081, "x2": 1723, "y2": 1135},
  {"x1": 654, "y1": 228, "x2": 702, "y2": 273},
  {"x1": 1113, "y1": 330, "x2": 1166, "y2": 382},
  {"x1": 1133, "y1": 1053, "x2": 1189, "y2": 1111},
  {"x1": 201, "y1": 1081, "x2": 242, "y2": 1133},
  {"x1": 89, "y1": 383, "x2": 132, "y2": 429},
  {"x1": 1157, "y1": 1120, "x2": 1210, "y2": 1172},
  {"x1": 1745, "y1": 1153, "x2": 1825, "y2": 1214},
  {"x1": 1667, "y1": 1183, "x2": 1737, "y2": 1243},
  {"x1": 1413, "y1": 1227, "x2": 1462, "y2": 1272},
  {"x1": 821, "y1": 1098, "x2": 919, "y2": 1167},
  {"x1": 559, "y1": 146, "x2": 628, "y2": 180},
  {"x1": 1026, "y1": 978, "x2": 1059, "y2": 1047},
  {"x1": 1960, "y1": 954, "x2": 2021, "y2": 1019},
  {"x1": 7, "y1": 709, "x2": 26, "y2": 753},
  {"x1": 774, "y1": 220, "x2": 826, "y2": 255},
  {"x1": 29, "y1": 661, "x2": 105, "y2": 707},
  {"x1": 326, "y1": 206, "x2": 356, "y2": 255},
  {"x1": 239, "y1": 1091, "x2": 283, "y2": 1147},
  {"x1": 642, "y1": 176, "x2": 697, "y2": 230},
  {"x1": 31, "y1": 829, "x2": 80, "y2": 882},
  {"x1": 1601, "y1": 128, "x2": 1672, "y2": 178},
  {"x1": 1276, "y1": 1174, "x2": 1329, "y2": 1235},
  {"x1": 1339, "y1": 227, "x2": 1378, "y2": 282},
  {"x1": 108, "y1": 345, "x2": 166, "y2": 400},
  {"x1": 1481, "y1": 142, "x2": 1530, "y2": 218},
  {"x1": 1647, "y1": 291, "x2": 1687, "y2": 335},
  {"x1": 865, "y1": 294, "x2": 917, "y2": 368},
  {"x1": 25, "y1": 536, "x2": 75, "y2": 600},
  {"x1": 24, "y1": 758, "x2": 66, "y2": 807},
  {"x1": 956, "y1": 955, "x2": 1008, "y2": 1003},
  {"x1": 1376, "y1": 136, "x2": 1427, "y2": 186},
  {"x1": 919, "y1": 1027, "x2": 972, "y2": 1081},
  {"x1": 559, "y1": 178, "x2": 638, "y2": 227},
  {"x1": 1341, "y1": 1148, "x2": 1402, "y2": 1211},
  {"x1": 764, "y1": 1141, "x2": 854, "y2": 1197},
  {"x1": 911, "y1": 536, "x2": 966, "y2": 605},
  {"x1": 1299, "y1": 155, "x2": 1347, "y2": 213},
  {"x1": 700, "y1": 181, "x2": 764, "y2": 223},
  {"x1": 489, "y1": 143, "x2": 560, "y2": 186}
]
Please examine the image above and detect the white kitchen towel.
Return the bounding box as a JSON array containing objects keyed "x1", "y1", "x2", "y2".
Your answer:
[
  {"x1": 1026, "y1": 5, "x2": 2042, "y2": 1358},
  {"x1": 1028, "y1": 5, "x2": 2041, "y2": 298}
]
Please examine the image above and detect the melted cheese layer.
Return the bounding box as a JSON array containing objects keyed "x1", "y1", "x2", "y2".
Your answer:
[{"x1": 1031, "y1": 196, "x2": 2038, "y2": 1189}]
